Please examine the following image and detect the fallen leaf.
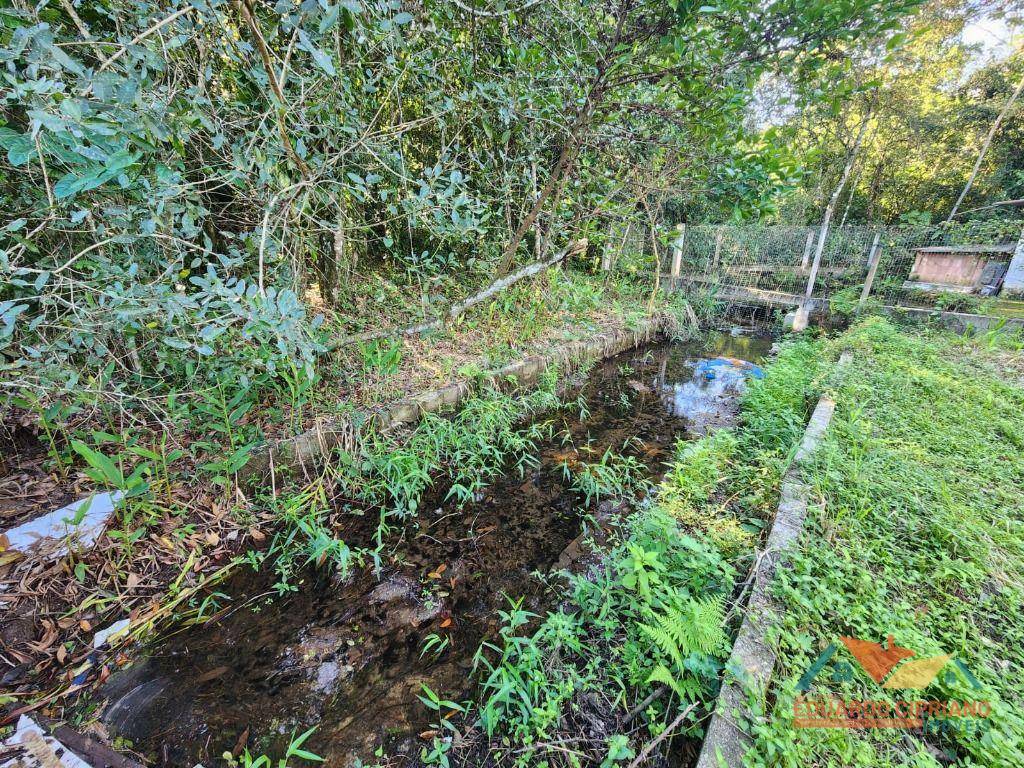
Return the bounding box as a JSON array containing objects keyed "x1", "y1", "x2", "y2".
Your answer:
[
  {"x1": 419, "y1": 730, "x2": 437, "y2": 740},
  {"x1": 428, "y1": 563, "x2": 447, "y2": 579},
  {"x1": 197, "y1": 665, "x2": 229, "y2": 684},
  {"x1": 30, "y1": 621, "x2": 58, "y2": 653},
  {"x1": 233, "y1": 727, "x2": 250, "y2": 757},
  {"x1": 0, "y1": 550, "x2": 22, "y2": 567},
  {"x1": 440, "y1": 618, "x2": 452, "y2": 628}
]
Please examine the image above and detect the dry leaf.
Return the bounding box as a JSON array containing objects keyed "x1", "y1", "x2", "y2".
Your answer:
[{"x1": 440, "y1": 618, "x2": 452, "y2": 628}]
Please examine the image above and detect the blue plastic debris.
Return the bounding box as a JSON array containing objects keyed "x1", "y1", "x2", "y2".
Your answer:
[{"x1": 693, "y1": 357, "x2": 764, "y2": 381}]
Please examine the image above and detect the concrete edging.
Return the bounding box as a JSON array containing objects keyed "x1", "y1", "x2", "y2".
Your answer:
[
  {"x1": 879, "y1": 304, "x2": 1024, "y2": 333},
  {"x1": 695, "y1": 351, "x2": 849, "y2": 768},
  {"x1": 240, "y1": 316, "x2": 670, "y2": 482}
]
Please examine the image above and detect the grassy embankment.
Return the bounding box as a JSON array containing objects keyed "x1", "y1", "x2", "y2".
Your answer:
[{"x1": 748, "y1": 318, "x2": 1024, "y2": 767}]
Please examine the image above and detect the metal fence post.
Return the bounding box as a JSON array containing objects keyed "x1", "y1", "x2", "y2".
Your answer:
[
  {"x1": 669, "y1": 223, "x2": 686, "y2": 282},
  {"x1": 859, "y1": 232, "x2": 883, "y2": 307}
]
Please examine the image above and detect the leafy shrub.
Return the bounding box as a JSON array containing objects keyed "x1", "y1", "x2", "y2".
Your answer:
[{"x1": 473, "y1": 505, "x2": 736, "y2": 757}]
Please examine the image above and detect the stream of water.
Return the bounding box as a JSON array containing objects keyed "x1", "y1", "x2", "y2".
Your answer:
[{"x1": 96, "y1": 332, "x2": 771, "y2": 767}]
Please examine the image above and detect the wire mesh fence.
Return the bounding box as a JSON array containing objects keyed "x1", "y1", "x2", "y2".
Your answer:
[{"x1": 657, "y1": 220, "x2": 1024, "y2": 318}]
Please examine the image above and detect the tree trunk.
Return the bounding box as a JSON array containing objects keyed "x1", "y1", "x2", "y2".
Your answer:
[
  {"x1": 946, "y1": 71, "x2": 1024, "y2": 223},
  {"x1": 805, "y1": 112, "x2": 871, "y2": 301}
]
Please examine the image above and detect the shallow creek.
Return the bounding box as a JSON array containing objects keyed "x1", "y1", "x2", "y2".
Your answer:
[{"x1": 97, "y1": 332, "x2": 771, "y2": 766}]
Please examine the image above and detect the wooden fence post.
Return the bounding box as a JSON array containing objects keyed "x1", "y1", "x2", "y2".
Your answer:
[
  {"x1": 800, "y1": 229, "x2": 815, "y2": 271},
  {"x1": 859, "y1": 232, "x2": 883, "y2": 307},
  {"x1": 669, "y1": 223, "x2": 686, "y2": 281}
]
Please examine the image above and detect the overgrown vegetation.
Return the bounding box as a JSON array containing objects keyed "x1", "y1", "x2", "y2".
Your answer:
[
  {"x1": 747, "y1": 317, "x2": 1024, "y2": 767},
  {"x1": 4, "y1": 0, "x2": 1024, "y2": 764},
  {"x1": 439, "y1": 335, "x2": 829, "y2": 766}
]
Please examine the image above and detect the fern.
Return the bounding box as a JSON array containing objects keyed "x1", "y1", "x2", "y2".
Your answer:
[
  {"x1": 639, "y1": 618, "x2": 685, "y2": 671},
  {"x1": 638, "y1": 595, "x2": 727, "y2": 666}
]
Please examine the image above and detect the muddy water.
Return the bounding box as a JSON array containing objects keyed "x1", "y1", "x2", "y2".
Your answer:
[{"x1": 99, "y1": 332, "x2": 771, "y2": 767}]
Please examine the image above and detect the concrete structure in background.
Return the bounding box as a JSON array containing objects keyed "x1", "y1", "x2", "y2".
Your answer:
[
  {"x1": 904, "y1": 243, "x2": 1014, "y2": 294},
  {"x1": 1003, "y1": 228, "x2": 1024, "y2": 298}
]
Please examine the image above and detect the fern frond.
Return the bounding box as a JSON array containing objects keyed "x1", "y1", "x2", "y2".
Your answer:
[{"x1": 639, "y1": 621, "x2": 684, "y2": 671}]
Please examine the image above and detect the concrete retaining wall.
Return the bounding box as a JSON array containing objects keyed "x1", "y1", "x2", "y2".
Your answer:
[
  {"x1": 241, "y1": 316, "x2": 670, "y2": 482},
  {"x1": 695, "y1": 351, "x2": 848, "y2": 768},
  {"x1": 879, "y1": 305, "x2": 1024, "y2": 333}
]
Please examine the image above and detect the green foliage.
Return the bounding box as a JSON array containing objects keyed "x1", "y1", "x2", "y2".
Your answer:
[
  {"x1": 776, "y1": 8, "x2": 1024, "y2": 225},
  {"x1": 358, "y1": 339, "x2": 402, "y2": 377},
  {"x1": 663, "y1": 430, "x2": 737, "y2": 508},
  {"x1": 561, "y1": 446, "x2": 649, "y2": 506},
  {"x1": 267, "y1": 482, "x2": 358, "y2": 593},
  {"x1": 0, "y1": 0, "x2": 924, "y2": 428},
  {"x1": 459, "y1": 332, "x2": 840, "y2": 763},
  {"x1": 931, "y1": 290, "x2": 988, "y2": 314},
  {"x1": 340, "y1": 366, "x2": 561, "y2": 521},
  {"x1": 739, "y1": 337, "x2": 825, "y2": 456},
  {"x1": 221, "y1": 726, "x2": 323, "y2": 767},
  {"x1": 748, "y1": 317, "x2": 1024, "y2": 768},
  {"x1": 472, "y1": 504, "x2": 735, "y2": 760}
]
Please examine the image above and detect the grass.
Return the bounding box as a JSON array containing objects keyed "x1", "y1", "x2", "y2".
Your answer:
[{"x1": 745, "y1": 317, "x2": 1024, "y2": 767}]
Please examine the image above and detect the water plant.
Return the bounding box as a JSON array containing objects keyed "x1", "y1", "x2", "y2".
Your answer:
[
  {"x1": 221, "y1": 726, "x2": 323, "y2": 767},
  {"x1": 561, "y1": 446, "x2": 649, "y2": 506}
]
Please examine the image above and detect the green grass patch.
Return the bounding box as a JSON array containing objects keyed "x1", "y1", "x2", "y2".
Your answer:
[{"x1": 749, "y1": 317, "x2": 1024, "y2": 767}]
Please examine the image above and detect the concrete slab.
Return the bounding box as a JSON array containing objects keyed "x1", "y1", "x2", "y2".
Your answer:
[
  {"x1": 0, "y1": 715, "x2": 93, "y2": 768},
  {"x1": 1, "y1": 492, "x2": 122, "y2": 560}
]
